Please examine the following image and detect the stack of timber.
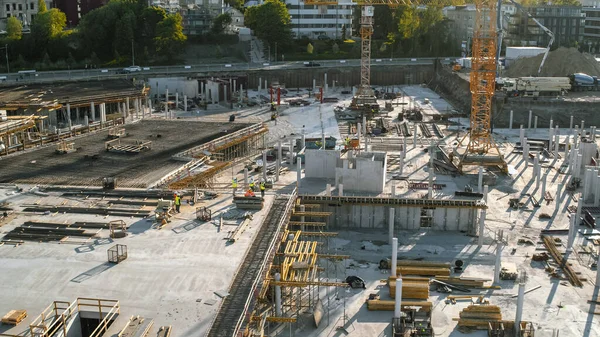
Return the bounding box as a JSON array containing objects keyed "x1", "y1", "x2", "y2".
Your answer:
[
  {"x1": 541, "y1": 234, "x2": 584, "y2": 287},
  {"x1": 456, "y1": 305, "x2": 502, "y2": 329},
  {"x1": 3, "y1": 224, "x2": 98, "y2": 242},
  {"x1": 23, "y1": 220, "x2": 111, "y2": 229},
  {"x1": 1, "y1": 310, "x2": 27, "y2": 325},
  {"x1": 367, "y1": 300, "x2": 432, "y2": 312},
  {"x1": 233, "y1": 196, "x2": 264, "y2": 210},
  {"x1": 435, "y1": 276, "x2": 490, "y2": 288},
  {"x1": 22, "y1": 205, "x2": 151, "y2": 217},
  {"x1": 388, "y1": 277, "x2": 430, "y2": 300},
  {"x1": 396, "y1": 260, "x2": 451, "y2": 277}
]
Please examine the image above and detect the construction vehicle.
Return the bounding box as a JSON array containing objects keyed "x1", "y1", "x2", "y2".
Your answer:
[{"x1": 500, "y1": 77, "x2": 571, "y2": 96}]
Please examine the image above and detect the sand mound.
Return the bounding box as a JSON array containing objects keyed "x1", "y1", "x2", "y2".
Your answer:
[{"x1": 505, "y1": 47, "x2": 600, "y2": 77}]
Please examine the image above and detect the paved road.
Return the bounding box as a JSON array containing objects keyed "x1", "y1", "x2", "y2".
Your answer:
[{"x1": 0, "y1": 57, "x2": 454, "y2": 85}]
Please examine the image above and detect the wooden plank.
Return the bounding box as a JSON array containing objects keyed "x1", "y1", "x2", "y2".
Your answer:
[
  {"x1": 366, "y1": 300, "x2": 432, "y2": 312},
  {"x1": 1, "y1": 310, "x2": 27, "y2": 325},
  {"x1": 119, "y1": 316, "x2": 154, "y2": 337}
]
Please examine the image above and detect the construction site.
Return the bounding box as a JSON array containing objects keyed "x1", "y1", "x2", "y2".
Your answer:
[{"x1": 2, "y1": 0, "x2": 600, "y2": 337}]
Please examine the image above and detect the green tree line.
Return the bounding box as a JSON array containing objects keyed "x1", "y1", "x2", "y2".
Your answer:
[{"x1": 3, "y1": 0, "x2": 186, "y2": 71}]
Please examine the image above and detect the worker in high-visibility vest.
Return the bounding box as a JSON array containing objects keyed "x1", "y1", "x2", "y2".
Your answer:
[
  {"x1": 260, "y1": 181, "x2": 266, "y2": 198},
  {"x1": 232, "y1": 178, "x2": 238, "y2": 197},
  {"x1": 249, "y1": 178, "x2": 255, "y2": 191},
  {"x1": 174, "y1": 193, "x2": 181, "y2": 213}
]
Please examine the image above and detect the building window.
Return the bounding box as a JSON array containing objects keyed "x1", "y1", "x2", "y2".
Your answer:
[
  {"x1": 18, "y1": 4, "x2": 22, "y2": 10},
  {"x1": 31, "y1": 2, "x2": 34, "y2": 10},
  {"x1": 5, "y1": 4, "x2": 9, "y2": 11},
  {"x1": 12, "y1": 4, "x2": 16, "y2": 10},
  {"x1": 6, "y1": 13, "x2": 10, "y2": 18}
]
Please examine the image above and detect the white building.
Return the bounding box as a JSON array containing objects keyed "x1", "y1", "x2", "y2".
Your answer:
[
  {"x1": 0, "y1": 0, "x2": 52, "y2": 30},
  {"x1": 285, "y1": 0, "x2": 352, "y2": 39}
]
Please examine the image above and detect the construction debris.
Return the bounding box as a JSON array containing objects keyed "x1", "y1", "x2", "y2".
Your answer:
[{"x1": 542, "y1": 235, "x2": 584, "y2": 287}]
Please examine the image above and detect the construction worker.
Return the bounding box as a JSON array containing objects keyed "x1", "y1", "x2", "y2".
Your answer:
[
  {"x1": 260, "y1": 181, "x2": 266, "y2": 198},
  {"x1": 244, "y1": 188, "x2": 255, "y2": 197},
  {"x1": 232, "y1": 177, "x2": 238, "y2": 197},
  {"x1": 174, "y1": 193, "x2": 181, "y2": 213},
  {"x1": 249, "y1": 177, "x2": 255, "y2": 191}
]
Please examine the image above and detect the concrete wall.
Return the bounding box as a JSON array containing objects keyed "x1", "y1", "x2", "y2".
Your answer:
[
  {"x1": 148, "y1": 77, "x2": 198, "y2": 99},
  {"x1": 315, "y1": 204, "x2": 476, "y2": 233},
  {"x1": 335, "y1": 152, "x2": 386, "y2": 194},
  {"x1": 305, "y1": 149, "x2": 340, "y2": 179}
]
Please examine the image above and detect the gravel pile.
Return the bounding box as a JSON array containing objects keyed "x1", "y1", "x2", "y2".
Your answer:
[{"x1": 505, "y1": 47, "x2": 600, "y2": 77}]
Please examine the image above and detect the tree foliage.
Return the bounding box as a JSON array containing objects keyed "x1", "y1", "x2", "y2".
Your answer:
[
  {"x1": 154, "y1": 14, "x2": 187, "y2": 61},
  {"x1": 212, "y1": 13, "x2": 232, "y2": 35},
  {"x1": 224, "y1": 0, "x2": 245, "y2": 12},
  {"x1": 38, "y1": 0, "x2": 47, "y2": 13},
  {"x1": 6, "y1": 17, "x2": 22, "y2": 41},
  {"x1": 245, "y1": 0, "x2": 292, "y2": 50},
  {"x1": 31, "y1": 8, "x2": 66, "y2": 50}
]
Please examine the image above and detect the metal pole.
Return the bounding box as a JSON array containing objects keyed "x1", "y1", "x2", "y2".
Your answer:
[{"x1": 5, "y1": 44, "x2": 9, "y2": 73}]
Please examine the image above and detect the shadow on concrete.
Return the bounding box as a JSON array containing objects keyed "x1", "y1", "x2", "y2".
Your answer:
[
  {"x1": 127, "y1": 219, "x2": 154, "y2": 234},
  {"x1": 70, "y1": 262, "x2": 115, "y2": 283},
  {"x1": 172, "y1": 220, "x2": 202, "y2": 234},
  {"x1": 74, "y1": 238, "x2": 114, "y2": 254}
]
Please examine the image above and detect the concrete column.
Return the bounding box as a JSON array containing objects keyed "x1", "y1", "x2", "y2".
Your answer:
[
  {"x1": 483, "y1": 185, "x2": 489, "y2": 203},
  {"x1": 148, "y1": 99, "x2": 152, "y2": 117},
  {"x1": 403, "y1": 136, "x2": 407, "y2": 153},
  {"x1": 582, "y1": 121, "x2": 586, "y2": 136},
  {"x1": 164, "y1": 92, "x2": 168, "y2": 116},
  {"x1": 126, "y1": 97, "x2": 130, "y2": 113},
  {"x1": 244, "y1": 168, "x2": 249, "y2": 189},
  {"x1": 324, "y1": 73, "x2": 328, "y2": 94},
  {"x1": 585, "y1": 169, "x2": 592, "y2": 201},
  {"x1": 394, "y1": 277, "x2": 403, "y2": 318},
  {"x1": 134, "y1": 98, "x2": 139, "y2": 119},
  {"x1": 389, "y1": 209, "x2": 395, "y2": 245},
  {"x1": 567, "y1": 215, "x2": 576, "y2": 252},
  {"x1": 428, "y1": 168, "x2": 434, "y2": 199},
  {"x1": 570, "y1": 115, "x2": 574, "y2": 131},
  {"x1": 262, "y1": 151, "x2": 268, "y2": 181},
  {"x1": 549, "y1": 127, "x2": 554, "y2": 151},
  {"x1": 528, "y1": 110, "x2": 532, "y2": 129},
  {"x1": 264, "y1": 79, "x2": 267, "y2": 93},
  {"x1": 595, "y1": 173, "x2": 600, "y2": 207},
  {"x1": 363, "y1": 116, "x2": 367, "y2": 151},
  {"x1": 123, "y1": 102, "x2": 128, "y2": 118},
  {"x1": 321, "y1": 133, "x2": 326, "y2": 150},
  {"x1": 515, "y1": 275, "x2": 525, "y2": 334},
  {"x1": 576, "y1": 197, "x2": 583, "y2": 228},
  {"x1": 533, "y1": 115, "x2": 538, "y2": 130},
  {"x1": 276, "y1": 141, "x2": 281, "y2": 182},
  {"x1": 274, "y1": 273, "x2": 282, "y2": 316},
  {"x1": 593, "y1": 126, "x2": 597, "y2": 141},
  {"x1": 509, "y1": 110, "x2": 513, "y2": 129},
  {"x1": 325, "y1": 184, "x2": 331, "y2": 196},
  {"x1": 258, "y1": 77, "x2": 261, "y2": 91},
  {"x1": 478, "y1": 209, "x2": 486, "y2": 247},
  {"x1": 357, "y1": 123, "x2": 362, "y2": 152},
  {"x1": 564, "y1": 135, "x2": 570, "y2": 159},
  {"x1": 494, "y1": 241, "x2": 503, "y2": 284},
  {"x1": 596, "y1": 247, "x2": 600, "y2": 288},
  {"x1": 289, "y1": 139, "x2": 294, "y2": 163},
  {"x1": 413, "y1": 124, "x2": 418, "y2": 148},
  {"x1": 90, "y1": 102, "x2": 95, "y2": 121},
  {"x1": 296, "y1": 158, "x2": 301, "y2": 187},
  {"x1": 66, "y1": 103, "x2": 71, "y2": 123},
  {"x1": 577, "y1": 154, "x2": 583, "y2": 178},
  {"x1": 84, "y1": 115, "x2": 89, "y2": 127},
  {"x1": 391, "y1": 183, "x2": 396, "y2": 197},
  {"x1": 478, "y1": 167, "x2": 483, "y2": 193},
  {"x1": 523, "y1": 138, "x2": 529, "y2": 162},
  {"x1": 184, "y1": 95, "x2": 188, "y2": 112},
  {"x1": 541, "y1": 173, "x2": 547, "y2": 200},
  {"x1": 519, "y1": 125, "x2": 524, "y2": 145},
  {"x1": 399, "y1": 151, "x2": 404, "y2": 175},
  {"x1": 338, "y1": 184, "x2": 343, "y2": 196},
  {"x1": 300, "y1": 205, "x2": 305, "y2": 231},
  {"x1": 534, "y1": 155, "x2": 540, "y2": 189},
  {"x1": 312, "y1": 79, "x2": 316, "y2": 93}
]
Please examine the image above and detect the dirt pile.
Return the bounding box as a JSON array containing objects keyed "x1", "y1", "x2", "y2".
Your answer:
[{"x1": 505, "y1": 47, "x2": 600, "y2": 77}]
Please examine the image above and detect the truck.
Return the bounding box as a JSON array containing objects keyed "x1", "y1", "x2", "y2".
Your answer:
[
  {"x1": 500, "y1": 76, "x2": 571, "y2": 96},
  {"x1": 569, "y1": 73, "x2": 599, "y2": 91}
]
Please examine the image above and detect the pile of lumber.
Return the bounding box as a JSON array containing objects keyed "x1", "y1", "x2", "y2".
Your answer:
[
  {"x1": 396, "y1": 260, "x2": 451, "y2": 277},
  {"x1": 435, "y1": 276, "x2": 490, "y2": 288},
  {"x1": 367, "y1": 300, "x2": 432, "y2": 312},
  {"x1": 388, "y1": 277, "x2": 430, "y2": 300},
  {"x1": 455, "y1": 305, "x2": 502, "y2": 329},
  {"x1": 541, "y1": 234, "x2": 584, "y2": 287},
  {"x1": 1, "y1": 310, "x2": 27, "y2": 325}
]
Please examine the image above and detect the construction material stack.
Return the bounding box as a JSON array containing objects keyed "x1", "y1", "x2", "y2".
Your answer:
[
  {"x1": 396, "y1": 261, "x2": 451, "y2": 277},
  {"x1": 388, "y1": 277, "x2": 430, "y2": 300},
  {"x1": 233, "y1": 196, "x2": 264, "y2": 210},
  {"x1": 456, "y1": 305, "x2": 502, "y2": 329}
]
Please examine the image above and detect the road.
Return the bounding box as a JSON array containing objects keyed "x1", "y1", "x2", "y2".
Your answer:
[{"x1": 0, "y1": 57, "x2": 453, "y2": 85}]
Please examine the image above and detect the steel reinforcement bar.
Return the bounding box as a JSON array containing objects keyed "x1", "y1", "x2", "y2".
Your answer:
[
  {"x1": 205, "y1": 191, "x2": 296, "y2": 337},
  {"x1": 298, "y1": 195, "x2": 486, "y2": 209}
]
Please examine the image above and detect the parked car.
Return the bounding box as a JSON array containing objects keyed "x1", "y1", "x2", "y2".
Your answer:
[
  {"x1": 123, "y1": 66, "x2": 142, "y2": 73},
  {"x1": 304, "y1": 62, "x2": 321, "y2": 67},
  {"x1": 317, "y1": 35, "x2": 330, "y2": 40}
]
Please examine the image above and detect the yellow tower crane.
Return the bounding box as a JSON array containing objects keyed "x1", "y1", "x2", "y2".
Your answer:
[{"x1": 304, "y1": 0, "x2": 507, "y2": 173}]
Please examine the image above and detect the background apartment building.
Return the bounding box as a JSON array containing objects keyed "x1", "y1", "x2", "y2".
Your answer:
[
  {"x1": 505, "y1": 6, "x2": 585, "y2": 47},
  {"x1": 53, "y1": 0, "x2": 107, "y2": 26},
  {"x1": 0, "y1": 0, "x2": 52, "y2": 30},
  {"x1": 285, "y1": 0, "x2": 352, "y2": 39}
]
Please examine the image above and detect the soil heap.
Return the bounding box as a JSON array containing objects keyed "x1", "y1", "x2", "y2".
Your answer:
[{"x1": 504, "y1": 47, "x2": 600, "y2": 77}]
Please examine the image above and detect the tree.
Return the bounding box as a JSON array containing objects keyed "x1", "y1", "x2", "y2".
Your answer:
[
  {"x1": 6, "y1": 17, "x2": 22, "y2": 40},
  {"x1": 373, "y1": 6, "x2": 397, "y2": 40},
  {"x1": 307, "y1": 43, "x2": 313, "y2": 54},
  {"x1": 212, "y1": 13, "x2": 232, "y2": 35},
  {"x1": 245, "y1": 0, "x2": 292, "y2": 50},
  {"x1": 31, "y1": 8, "x2": 66, "y2": 52},
  {"x1": 154, "y1": 13, "x2": 187, "y2": 61},
  {"x1": 341, "y1": 25, "x2": 347, "y2": 40},
  {"x1": 38, "y1": 0, "x2": 47, "y2": 13},
  {"x1": 224, "y1": 0, "x2": 244, "y2": 12}
]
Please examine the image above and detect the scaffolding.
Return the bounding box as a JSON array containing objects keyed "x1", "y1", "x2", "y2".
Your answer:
[{"x1": 246, "y1": 198, "x2": 349, "y2": 337}]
